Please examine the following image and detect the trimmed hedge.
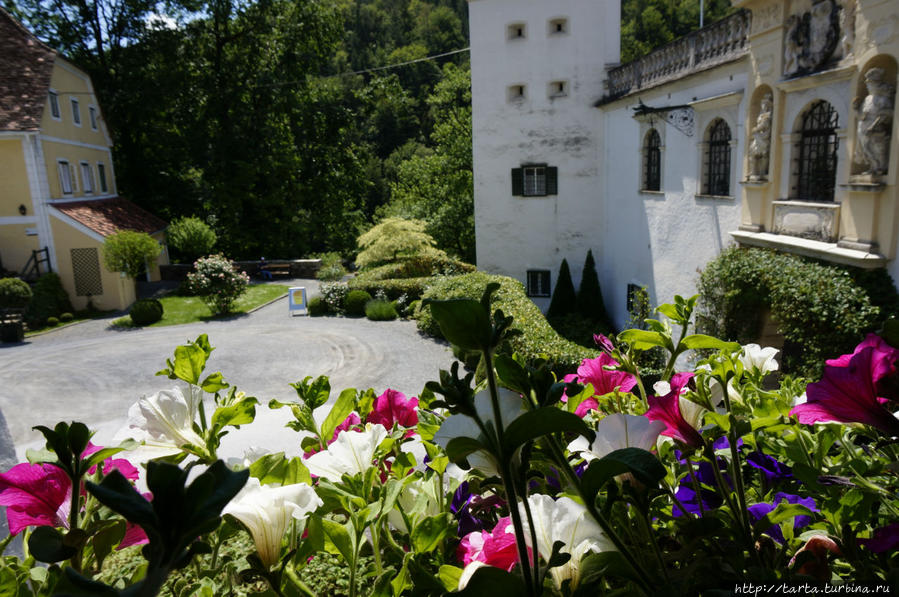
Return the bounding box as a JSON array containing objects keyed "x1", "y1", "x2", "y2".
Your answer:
[
  {"x1": 345, "y1": 290, "x2": 373, "y2": 317},
  {"x1": 308, "y1": 297, "x2": 327, "y2": 316},
  {"x1": 0, "y1": 278, "x2": 32, "y2": 309},
  {"x1": 24, "y1": 273, "x2": 72, "y2": 328},
  {"x1": 346, "y1": 277, "x2": 432, "y2": 301},
  {"x1": 130, "y1": 298, "x2": 164, "y2": 326},
  {"x1": 416, "y1": 272, "x2": 595, "y2": 373},
  {"x1": 365, "y1": 299, "x2": 398, "y2": 321},
  {"x1": 357, "y1": 255, "x2": 476, "y2": 280},
  {"x1": 697, "y1": 247, "x2": 896, "y2": 377}
]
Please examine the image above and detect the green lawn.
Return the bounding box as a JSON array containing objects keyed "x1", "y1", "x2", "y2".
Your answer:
[{"x1": 113, "y1": 284, "x2": 288, "y2": 328}]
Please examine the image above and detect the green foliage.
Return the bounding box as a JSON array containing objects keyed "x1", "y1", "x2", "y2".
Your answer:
[
  {"x1": 46, "y1": 316, "x2": 59, "y2": 327},
  {"x1": 315, "y1": 252, "x2": 348, "y2": 282},
  {"x1": 307, "y1": 296, "x2": 327, "y2": 316},
  {"x1": 302, "y1": 552, "x2": 374, "y2": 596},
  {"x1": 0, "y1": 277, "x2": 32, "y2": 309},
  {"x1": 353, "y1": 254, "x2": 476, "y2": 281},
  {"x1": 698, "y1": 247, "x2": 891, "y2": 376},
  {"x1": 345, "y1": 290, "x2": 373, "y2": 317},
  {"x1": 102, "y1": 231, "x2": 162, "y2": 279},
  {"x1": 186, "y1": 255, "x2": 250, "y2": 315},
  {"x1": 576, "y1": 250, "x2": 608, "y2": 323},
  {"x1": 24, "y1": 273, "x2": 72, "y2": 328},
  {"x1": 417, "y1": 272, "x2": 595, "y2": 372},
  {"x1": 356, "y1": 218, "x2": 441, "y2": 269},
  {"x1": 59, "y1": 312, "x2": 73, "y2": 322},
  {"x1": 621, "y1": 0, "x2": 735, "y2": 62},
  {"x1": 347, "y1": 276, "x2": 431, "y2": 301},
  {"x1": 166, "y1": 216, "x2": 217, "y2": 263},
  {"x1": 547, "y1": 259, "x2": 577, "y2": 318},
  {"x1": 129, "y1": 298, "x2": 164, "y2": 326},
  {"x1": 319, "y1": 282, "x2": 349, "y2": 314},
  {"x1": 365, "y1": 299, "x2": 398, "y2": 321}
]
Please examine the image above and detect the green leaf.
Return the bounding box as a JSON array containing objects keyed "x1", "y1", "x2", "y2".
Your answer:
[
  {"x1": 90, "y1": 520, "x2": 126, "y2": 570},
  {"x1": 173, "y1": 342, "x2": 208, "y2": 385},
  {"x1": 322, "y1": 518, "x2": 356, "y2": 565},
  {"x1": 87, "y1": 471, "x2": 157, "y2": 529},
  {"x1": 211, "y1": 398, "x2": 258, "y2": 430},
  {"x1": 502, "y1": 408, "x2": 593, "y2": 454},
  {"x1": 200, "y1": 372, "x2": 228, "y2": 393},
  {"x1": 445, "y1": 436, "x2": 488, "y2": 464},
  {"x1": 249, "y1": 452, "x2": 312, "y2": 486},
  {"x1": 83, "y1": 446, "x2": 126, "y2": 471},
  {"x1": 320, "y1": 388, "x2": 357, "y2": 442},
  {"x1": 411, "y1": 514, "x2": 450, "y2": 553},
  {"x1": 576, "y1": 551, "x2": 641, "y2": 591},
  {"x1": 681, "y1": 335, "x2": 740, "y2": 351},
  {"x1": 580, "y1": 448, "x2": 666, "y2": 500},
  {"x1": 290, "y1": 376, "x2": 332, "y2": 410},
  {"x1": 655, "y1": 303, "x2": 679, "y2": 321},
  {"x1": 616, "y1": 329, "x2": 668, "y2": 350},
  {"x1": 28, "y1": 527, "x2": 77, "y2": 563},
  {"x1": 494, "y1": 354, "x2": 530, "y2": 396},
  {"x1": 423, "y1": 298, "x2": 491, "y2": 351},
  {"x1": 438, "y1": 565, "x2": 463, "y2": 592},
  {"x1": 391, "y1": 554, "x2": 413, "y2": 597},
  {"x1": 752, "y1": 503, "x2": 814, "y2": 539},
  {"x1": 455, "y1": 565, "x2": 527, "y2": 595}
]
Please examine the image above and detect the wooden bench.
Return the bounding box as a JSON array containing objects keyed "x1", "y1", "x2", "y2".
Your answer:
[{"x1": 259, "y1": 262, "x2": 292, "y2": 278}]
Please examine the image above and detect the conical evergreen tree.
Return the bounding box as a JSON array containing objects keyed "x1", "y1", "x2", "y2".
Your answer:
[
  {"x1": 548, "y1": 258, "x2": 577, "y2": 317},
  {"x1": 577, "y1": 249, "x2": 609, "y2": 323}
]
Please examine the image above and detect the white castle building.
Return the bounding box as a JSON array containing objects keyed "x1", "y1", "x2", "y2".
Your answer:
[{"x1": 469, "y1": 0, "x2": 899, "y2": 328}]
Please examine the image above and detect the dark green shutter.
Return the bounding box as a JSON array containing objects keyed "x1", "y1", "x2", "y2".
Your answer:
[
  {"x1": 546, "y1": 167, "x2": 558, "y2": 195},
  {"x1": 511, "y1": 168, "x2": 523, "y2": 196}
]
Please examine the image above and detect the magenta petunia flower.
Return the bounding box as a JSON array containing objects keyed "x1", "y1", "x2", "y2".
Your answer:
[
  {"x1": 82, "y1": 442, "x2": 140, "y2": 481},
  {"x1": 645, "y1": 372, "x2": 704, "y2": 448},
  {"x1": 826, "y1": 334, "x2": 899, "y2": 402},
  {"x1": 791, "y1": 346, "x2": 899, "y2": 436},
  {"x1": 457, "y1": 516, "x2": 521, "y2": 571},
  {"x1": 0, "y1": 463, "x2": 71, "y2": 535},
  {"x1": 367, "y1": 389, "x2": 418, "y2": 429},
  {"x1": 576, "y1": 354, "x2": 637, "y2": 397}
]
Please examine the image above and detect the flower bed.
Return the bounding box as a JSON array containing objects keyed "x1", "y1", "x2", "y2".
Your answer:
[{"x1": 1, "y1": 292, "x2": 898, "y2": 595}]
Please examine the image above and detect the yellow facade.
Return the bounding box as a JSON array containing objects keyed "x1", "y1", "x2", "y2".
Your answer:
[
  {"x1": 0, "y1": 224, "x2": 40, "y2": 273},
  {"x1": 0, "y1": 139, "x2": 31, "y2": 217},
  {"x1": 42, "y1": 140, "x2": 114, "y2": 200}
]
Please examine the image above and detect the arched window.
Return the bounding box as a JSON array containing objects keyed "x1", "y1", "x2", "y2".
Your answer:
[
  {"x1": 643, "y1": 129, "x2": 661, "y2": 191},
  {"x1": 796, "y1": 101, "x2": 839, "y2": 201},
  {"x1": 705, "y1": 119, "x2": 732, "y2": 196}
]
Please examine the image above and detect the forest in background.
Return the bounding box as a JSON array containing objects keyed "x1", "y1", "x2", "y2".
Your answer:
[{"x1": 5, "y1": 0, "x2": 732, "y2": 263}]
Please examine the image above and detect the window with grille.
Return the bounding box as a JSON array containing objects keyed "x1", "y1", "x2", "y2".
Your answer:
[
  {"x1": 71, "y1": 248, "x2": 103, "y2": 296},
  {"x1": 643, "y1": 129, "x2": 661, "y2": 191},
  {"x1": 511, "y1": 165, "x2": 558, "y2": 197},
  {"x1": 527, "y1": 270, "x2": 551, "y2": 297},
  {"x1": 795, "y1": 101, "x2": 839, "y2": 202},
  {"x1": 705, "y1": 119, "x2": 732, "y2": 196}
]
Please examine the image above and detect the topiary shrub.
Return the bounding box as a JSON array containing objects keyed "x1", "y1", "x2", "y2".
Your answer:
[
  {"x1": 577, "y1": 249, "x2": 609, "y2": 323},
  {"x1": 547, "y1": 259, "x2": 577, "y2": 318},
  {"x1": 365, "y1": 299, "x2": 398, "y2": 321},
  {"x1": 129, "y1": 298, "x2": 164, "y2": 326},
  {"x1": 186, "y1": 255, "x2": 249, "y2": 315},
  {"x1": 102, "y1": 231, "x2": 162, "y2": 278},
  {"x1": 59, "y1": 312, "x2": 74, "y2": 322},
  {"x1": 0, "y1": 278, "x2": 32, "y2": 309},
  {"x1": 166, "y1": 216, "x2": 217, "y2": 263},
  {"x1": 307, "y1": 297, "x2": 327, "y2": 316},
  {"x1": 46, "y1": 316, "x2": 59, "y2": 327},
  {"x1": 698, "y1": 247, "x2": 892, "y2": 377},
  {"x1": 345, "y1": 290, "x2": 373, "y2": 317},
  {"x1": 417, "y1": 272, "x2": 594, "y2": 374},
  {"x1": 24, "y1": 273, "x2": 72, "y2": 328}
]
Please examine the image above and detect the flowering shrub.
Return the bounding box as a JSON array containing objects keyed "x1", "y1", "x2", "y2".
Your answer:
[
  {"x1": 3, "y1": 296, "x2": 899, "y2": 595},
  {"x1": 186, "y1": 254, "x2": 249, "y2": 315},
  {"x1": 319, "y1": 281, "x2": 348, "y2": 314}
]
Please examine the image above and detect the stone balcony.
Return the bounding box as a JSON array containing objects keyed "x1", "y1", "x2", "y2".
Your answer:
[{"x1": 602, "y1": 10, "x2": 752, "y2": 102}]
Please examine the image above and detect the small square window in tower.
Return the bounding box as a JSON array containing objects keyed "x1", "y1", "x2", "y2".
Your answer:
[
  {"x1": 507, "y1": 23, "x2": 526, "y2": 40},
  {"x1": 549, "y1": 18, "x2": 567, "y2": 35},
  {"x1": 549, "y1": 81, "x2": 567, "y2": 98},
  {"x1": 507, "y1": 84, "x2": 526, "y2": 103},
  {"x1": 527, "y1": 270, "x2": 551, "y2": 297},
  {"x1": 71, "y1": 248, "x2": 103, "y2": 297}
]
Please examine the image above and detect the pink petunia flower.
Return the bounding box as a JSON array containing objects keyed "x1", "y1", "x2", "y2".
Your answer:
[
  {"x1": 826, "y1": 334, "x2": 899, "y2": 402},
  {"x1": 457, "y1": 516, "x2": 521, "y2": 571},
  {"x1": 82, "y1": 442, "x2": 140, "y2": 481},
  {"x1": 563, "y1": 354, "x2": 638, "y2": 416},
  {"x1": 367, "y1": 389, "x2": 418, "y2": 429},
  {"x1": 791, "y1": 346, "x2": 899, "y2": 436},
  {"x1": 0, "y1": 463, "x2": 71, "y2": 535},
  {"x1": 645, "y1": 372, "x2": 704, "y2": 448}
]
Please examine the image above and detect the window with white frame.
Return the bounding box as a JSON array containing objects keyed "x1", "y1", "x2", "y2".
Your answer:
[
  {"x1": 526, "y1": 270, "x2": 551, "y2": 297},
  {"x1": 511, "y1": 165, "x2": 558, "y2": 197},
  {"x1": 89, "y1": 106, "x2": 98, "y2": 130},
  {"x1": 58, "y1": 160, "x2": 74, "y2": 195},
  {"x1": 48, "y1": 91, "x2": 60, "y2": 119},
  {"x1": 71, "y1": 98, "x2": 81, "y2": 125},
  {"x1": 98, "y1": 163, "x2": 108, "y2": 193},
  {"x1": 80, "y1": 162, "x2": 94, "y2": 193}
]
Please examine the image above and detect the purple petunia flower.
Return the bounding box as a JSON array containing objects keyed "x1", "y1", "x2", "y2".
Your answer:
[
  {"x1": 747, "y1": 492, "x2": 817, "y2": 544},
  {"x1": 858, "y1": 522, "x2": 899, "y2": 553},
  {"x1": 746, "y1": 451, "x2": 793, "y2": 483}
]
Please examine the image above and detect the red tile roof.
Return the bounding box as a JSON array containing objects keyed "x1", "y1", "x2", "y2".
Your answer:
[
  {"x1": 0, "y1": 7, "x2": 57, "y2": 131},
  {"x1": 52, "y1": 197, "x2": 168, "y2": 237}
]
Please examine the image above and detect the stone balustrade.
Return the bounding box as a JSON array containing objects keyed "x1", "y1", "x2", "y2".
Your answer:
[{"x1": 604, "y1": 10, "x2": 751, "y2": 101}]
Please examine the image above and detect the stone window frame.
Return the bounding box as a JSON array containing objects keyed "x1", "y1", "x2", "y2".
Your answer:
[
  {"x1": 507, "y1": 84, "x2": 526, "y2": 103},
  {"x1": 548, "y1": 80, "x2": 568, "y2": 99},
  {"x1": 791, "y1": 99, "x2": 841, "y2": 202},
  {"x1": 641, "y1": 128, "x2": 663, "y2": 192},
  {"x1": 698, "y1": 118, "x2": 736, "y2": 197},
  {"x1": 688, "y1": 91, "x2": 742, "y2": 199},
  {"x1": 526, "y1": 269, "x2": 551, "y2": 298},
  {"x1": 548, "y1": 17, "x2": 568, "y2": 36},
  {"x1": 507, "y1": 22, "x2": 526, "y2": 41}
]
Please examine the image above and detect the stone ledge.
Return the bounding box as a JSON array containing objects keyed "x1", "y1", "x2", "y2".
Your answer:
[{"x1": 731, "y1": 229, "x2": 887, "y2": 269}]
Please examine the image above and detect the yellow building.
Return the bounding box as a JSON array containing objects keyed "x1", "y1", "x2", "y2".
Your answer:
[{"x1": 0, "y1": 7, "x2": 167, "y2": 311}]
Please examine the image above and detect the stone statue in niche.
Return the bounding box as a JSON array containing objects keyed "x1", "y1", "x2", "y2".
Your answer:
[
  {"x1": 838, "y1": 0, "x2": 856, "y2": 59},
  {"x1": 749, "y1": 93, "x2": 774, "y2": 181},
  {"x1": 853, "y1": 68, "x2": 895, "y2": 178},
  {"x1": 783, "y1": 0, "x2": 840, "y2": 77}
]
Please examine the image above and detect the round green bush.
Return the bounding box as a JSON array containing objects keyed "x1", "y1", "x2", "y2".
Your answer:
[
  {"x1": 24, "y1": 273, "x2": 72, "y2": 328},
  {"x1": 167, "y1": 216, "x2": 217, "y2": 263},
  {"x1": 345, "y1": 290, "x2": 373, "y2": 317},
  {"x1": 0, "y1": 278, "x2": 32, "y2": 309},
  {"x1": 46, "y1": 316, "x2": 59, "y2": 327},
  {"x1": 59, "y1": 312, "x2": 74, "y2": 322},
  {"x1": 307, "y1": 296, "x2": 328, "y2": 316},
  {"x1": 129, "y1": 298, "x2": 164, "y2": 326},
  {"x1": 364, "y1": 299, "x2": 398, "y2": 321}
]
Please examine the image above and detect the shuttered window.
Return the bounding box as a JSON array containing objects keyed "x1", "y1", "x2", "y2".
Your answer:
[{"x1": 511, "y1": 165, "x2": 558, "y2": 197}]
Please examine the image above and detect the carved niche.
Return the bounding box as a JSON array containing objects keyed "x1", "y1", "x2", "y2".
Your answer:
[
  {"x1": 852, "y1": 67, "x2": 896, "y2": 180},
  {"x1": 783, "y1": 0, "x2": 841, "y2": 78},
  {"x1": 748, "y1": 92, "x2": 774, "y2": 181}
]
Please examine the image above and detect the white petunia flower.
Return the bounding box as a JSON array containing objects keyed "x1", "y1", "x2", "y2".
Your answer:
[
  {"x1": 520, "y1": 494, "x2": 615, "y2": 590},
  {"x1": 740, "y1": 344, "x2": 780, "y2": 375},
  {"x1": 223, "y1": 477, "x2": 323, "y2": 568},
  {"x1": 115, "y1": 388, "x2": 205, "y2": 459},
  {"x1": 568, "y1": 413, "x2": 665, "y2": 462},
  {"x1": 304, "y1": 423, "x2": 388, "y2": 482},
  {"x1": 432, "y1": 388, "x2": 526, "y2": 477}
]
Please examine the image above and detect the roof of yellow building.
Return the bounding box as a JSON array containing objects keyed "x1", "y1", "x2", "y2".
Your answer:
[
  {"x1": 52, "y1": 197, "x2": 168, "y2": 237},
  {"x1": 0, "y1": 7, "x2": 57, "y2": 131}
]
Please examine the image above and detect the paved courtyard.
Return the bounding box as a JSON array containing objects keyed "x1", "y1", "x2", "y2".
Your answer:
[{"x1": 0, "y1": 280, "x2": 456, "y2": 463}]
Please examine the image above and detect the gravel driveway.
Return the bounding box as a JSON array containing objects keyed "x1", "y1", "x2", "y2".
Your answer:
[{"x1": 0, "y1": 280, "x2": 455, "y2": 461}]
